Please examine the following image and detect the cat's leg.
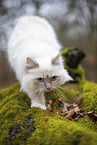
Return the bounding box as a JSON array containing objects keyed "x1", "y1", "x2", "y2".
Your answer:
[{"x1": 30, "y1": 92, "x2": 47, "y2": 110}]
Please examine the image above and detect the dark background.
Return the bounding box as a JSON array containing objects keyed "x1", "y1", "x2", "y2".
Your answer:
[{"x1": 0, "y1": 0, "x2": 97, "y2": 90}]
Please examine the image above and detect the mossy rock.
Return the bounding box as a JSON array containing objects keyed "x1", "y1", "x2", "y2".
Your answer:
[{"x1": 0, "y1": 80, "x2": 97, "y2": 145}]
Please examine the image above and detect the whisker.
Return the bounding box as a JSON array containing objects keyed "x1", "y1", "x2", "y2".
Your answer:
[
  {"x1": 53, "y1": 90, "x2": 58, "y2": 98},
  {"x1": 58, "y1": 86, "x2": 71, "y2": 92},
  {"x1": 54, "y1": 89, "x2": 61, "y2": 98},
  {"x1": 55, "y1": 86, "x2": 74, "y2": 99},
  {"x1": 19, "y1": 86, "x2": 23, "y2": 92},
  {"x1": 33, "y1": 91, "x2": 42, "y2": 102},
  {"x1": 55, "y1": 88, "x2": 70, "y2": 102},
  {"x1": 33, "y1": 88, "x2": 43, "y2": 94}
]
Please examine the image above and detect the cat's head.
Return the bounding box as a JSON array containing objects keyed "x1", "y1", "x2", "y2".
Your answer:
[{"x1": 22, "y1": 54, "x2": 72, "y2": 93}]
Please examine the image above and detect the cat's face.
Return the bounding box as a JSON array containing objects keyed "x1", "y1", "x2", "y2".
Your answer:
[
  {"x1": 33, "y1": 72, "x2": 62, "y2": 92},
  {"x1": 24, "y1": 54, "x2": 72, "y2": 93}
]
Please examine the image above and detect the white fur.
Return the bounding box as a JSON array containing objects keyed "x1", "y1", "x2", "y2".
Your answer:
[{"x1": 8, "y1": 16, "x2": 72, "y2": 110}]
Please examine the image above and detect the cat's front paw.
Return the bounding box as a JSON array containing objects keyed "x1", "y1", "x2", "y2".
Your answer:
[{"x1": 31, "y1": 103, "x2": 47, "y2": 110}]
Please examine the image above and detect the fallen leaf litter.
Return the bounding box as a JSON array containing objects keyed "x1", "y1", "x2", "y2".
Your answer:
[{"x1": 47, "y1": 97, "x2": 97, "y2": 121}]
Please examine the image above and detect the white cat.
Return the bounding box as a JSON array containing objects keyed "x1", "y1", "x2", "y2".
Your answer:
[{"x1": 7, "y1": 16, "x2": 72, "y2": 110}]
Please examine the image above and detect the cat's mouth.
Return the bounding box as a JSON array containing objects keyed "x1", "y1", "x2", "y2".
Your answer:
[{"x1": 44, "y1": 88, "x2": 53, "y2": 92}]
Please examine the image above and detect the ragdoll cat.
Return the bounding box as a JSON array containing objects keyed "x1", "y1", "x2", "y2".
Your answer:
[{"x1": 7, "y1": 16, "x2": 72, "y2": 110}]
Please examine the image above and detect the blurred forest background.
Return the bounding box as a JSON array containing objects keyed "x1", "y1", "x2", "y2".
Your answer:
[{"x1": 0, "y1": 0, "x2": 97, "y2": 90}]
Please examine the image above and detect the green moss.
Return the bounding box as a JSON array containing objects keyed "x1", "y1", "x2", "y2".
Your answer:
[
  {"x1": 0, "y1": 82, "x2": 20, "y2": 100},
  {"x1": 26, "y1": 111, "x2": 97, "y2": 145},
  {"x1": 78, "y1": 116, "x2": 97, "y2": 131},
  {"x1": 0, "y1": 80, "x2": 97, "y2": 145},
  {"x1": 66, "y1": 65, "x2": 85, "y2": 83},
  {"x1": 79, "y1": 81, "x2": 97, "y2": 113}
]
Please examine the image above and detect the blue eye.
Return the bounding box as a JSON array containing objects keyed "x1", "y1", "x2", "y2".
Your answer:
[
  {"x1": 37, "y1": 78, "x2": 44, "y2": 83},
  {"x1": 52, "y1": 76, "x2": 57, "y2": 81}
]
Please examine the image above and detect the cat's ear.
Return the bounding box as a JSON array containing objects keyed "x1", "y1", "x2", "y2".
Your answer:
[
  {"x1": 26, "y1": 57, "x2": 39, "y2": 69},
  {"x1": 51, "y1": 54, "x2": 61, "y2": 65}
]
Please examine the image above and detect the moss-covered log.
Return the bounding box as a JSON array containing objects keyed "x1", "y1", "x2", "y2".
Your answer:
[{"x1": 0, "y1": 80, "x2": 97, "y2": 145}]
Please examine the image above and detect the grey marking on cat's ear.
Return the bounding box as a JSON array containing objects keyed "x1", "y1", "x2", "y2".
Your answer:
[
  {"x1": 26, "y1": 57, "x2": 39, "y2": 69},
  {"x1": 51, "y1": 54, "x2": 61, "y2": 65}
]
